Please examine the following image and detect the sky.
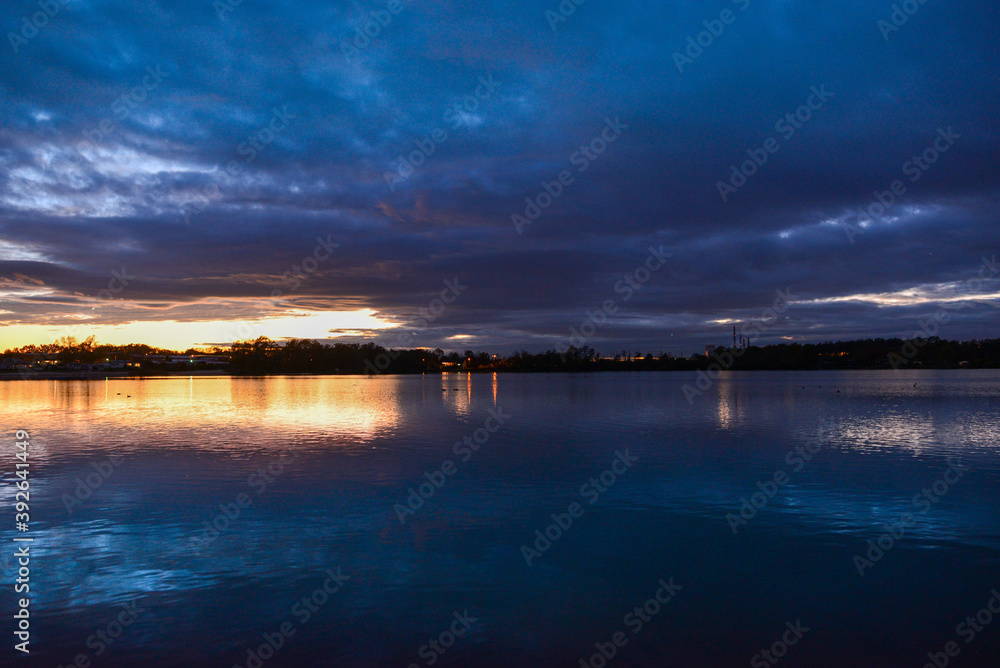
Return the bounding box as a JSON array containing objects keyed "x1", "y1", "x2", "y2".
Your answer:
[{"x1": 0, "y1": 0, "x2": 998, "y2": 355}]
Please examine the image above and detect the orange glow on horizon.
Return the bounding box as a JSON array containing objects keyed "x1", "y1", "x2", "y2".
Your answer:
[{"x1": 0, "y1": 309, "x2": 398, "y2": 351}]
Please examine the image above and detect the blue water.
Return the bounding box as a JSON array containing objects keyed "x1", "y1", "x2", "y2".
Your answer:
[{"x1": 1, "y1": 371, "x2": 999, "y2": 666}]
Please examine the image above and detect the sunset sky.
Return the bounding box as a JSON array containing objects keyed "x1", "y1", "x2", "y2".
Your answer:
[{"x1": 1, "y1": 0, "x2": 998, "y2": 353}]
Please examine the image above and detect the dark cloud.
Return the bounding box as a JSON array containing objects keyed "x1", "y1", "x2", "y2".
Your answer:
[{"x1": 0, "y1": 0, "x2": 998, "y2": 352}]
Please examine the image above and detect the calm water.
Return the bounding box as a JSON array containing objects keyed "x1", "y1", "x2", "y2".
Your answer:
[{"x1": 1, "y1": 372, "x2": 999, "y2": 667}]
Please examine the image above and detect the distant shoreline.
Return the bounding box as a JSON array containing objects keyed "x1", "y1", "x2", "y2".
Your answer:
[
  {"x1": 0, "y1": 367, "x2": 994, "y2": 381},
  {"x1": 6, "y1": 337, "x2": 999, "y2": 377},
  {"x1": 0, "y1": 370, "x2": 229, "y2": 381}
]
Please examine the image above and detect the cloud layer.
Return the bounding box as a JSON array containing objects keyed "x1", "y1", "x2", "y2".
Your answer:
[{"x1": 1, "y1": 0, "x2": 998, "y2": 353}]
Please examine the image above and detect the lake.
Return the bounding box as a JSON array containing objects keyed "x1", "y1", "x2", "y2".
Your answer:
[{"x1": 1, "y1": 371, "x2": 999, "y2": 666}]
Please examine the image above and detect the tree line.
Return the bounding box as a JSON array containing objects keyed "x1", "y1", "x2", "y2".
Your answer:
[{"x1": 4, "y1": 335, "x2": 1000, "y2": 374}]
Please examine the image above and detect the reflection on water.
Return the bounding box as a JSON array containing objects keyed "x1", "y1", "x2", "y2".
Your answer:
[
  {"x1": 1, "y1": 371, "x2": 999, "y2": 666},
  {"x1": 0, "y1": 376, "x2": 414, "y2": 459}
]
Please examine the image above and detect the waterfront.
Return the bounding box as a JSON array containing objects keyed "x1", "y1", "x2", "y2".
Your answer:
[{"x1": 1, "y1": 371, "x2": 999, "y2": 666}]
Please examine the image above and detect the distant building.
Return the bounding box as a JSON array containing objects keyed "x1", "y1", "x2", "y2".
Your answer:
[
  {"x1": 1, "y1": 354, "x2": 58, "y2": 370},
  {"x1": 131, "y1": 354, "x2": 229, "y2": 368}
]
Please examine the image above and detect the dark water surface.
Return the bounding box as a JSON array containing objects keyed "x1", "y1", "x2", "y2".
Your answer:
[{"x1": 1, "y1": 371, "x2": 999, "y2": 667}]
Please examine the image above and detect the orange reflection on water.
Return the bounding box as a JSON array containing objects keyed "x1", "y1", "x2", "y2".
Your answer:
[
  {"x1": 439, "y1": 373, "x2": 472, "y2": 417},
  {"x1": 0, "y1": 376, "x2": 405, "y2": 458},
  {"x1": 716, "y1": 376, "x2": 748, "y2": 430}
]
